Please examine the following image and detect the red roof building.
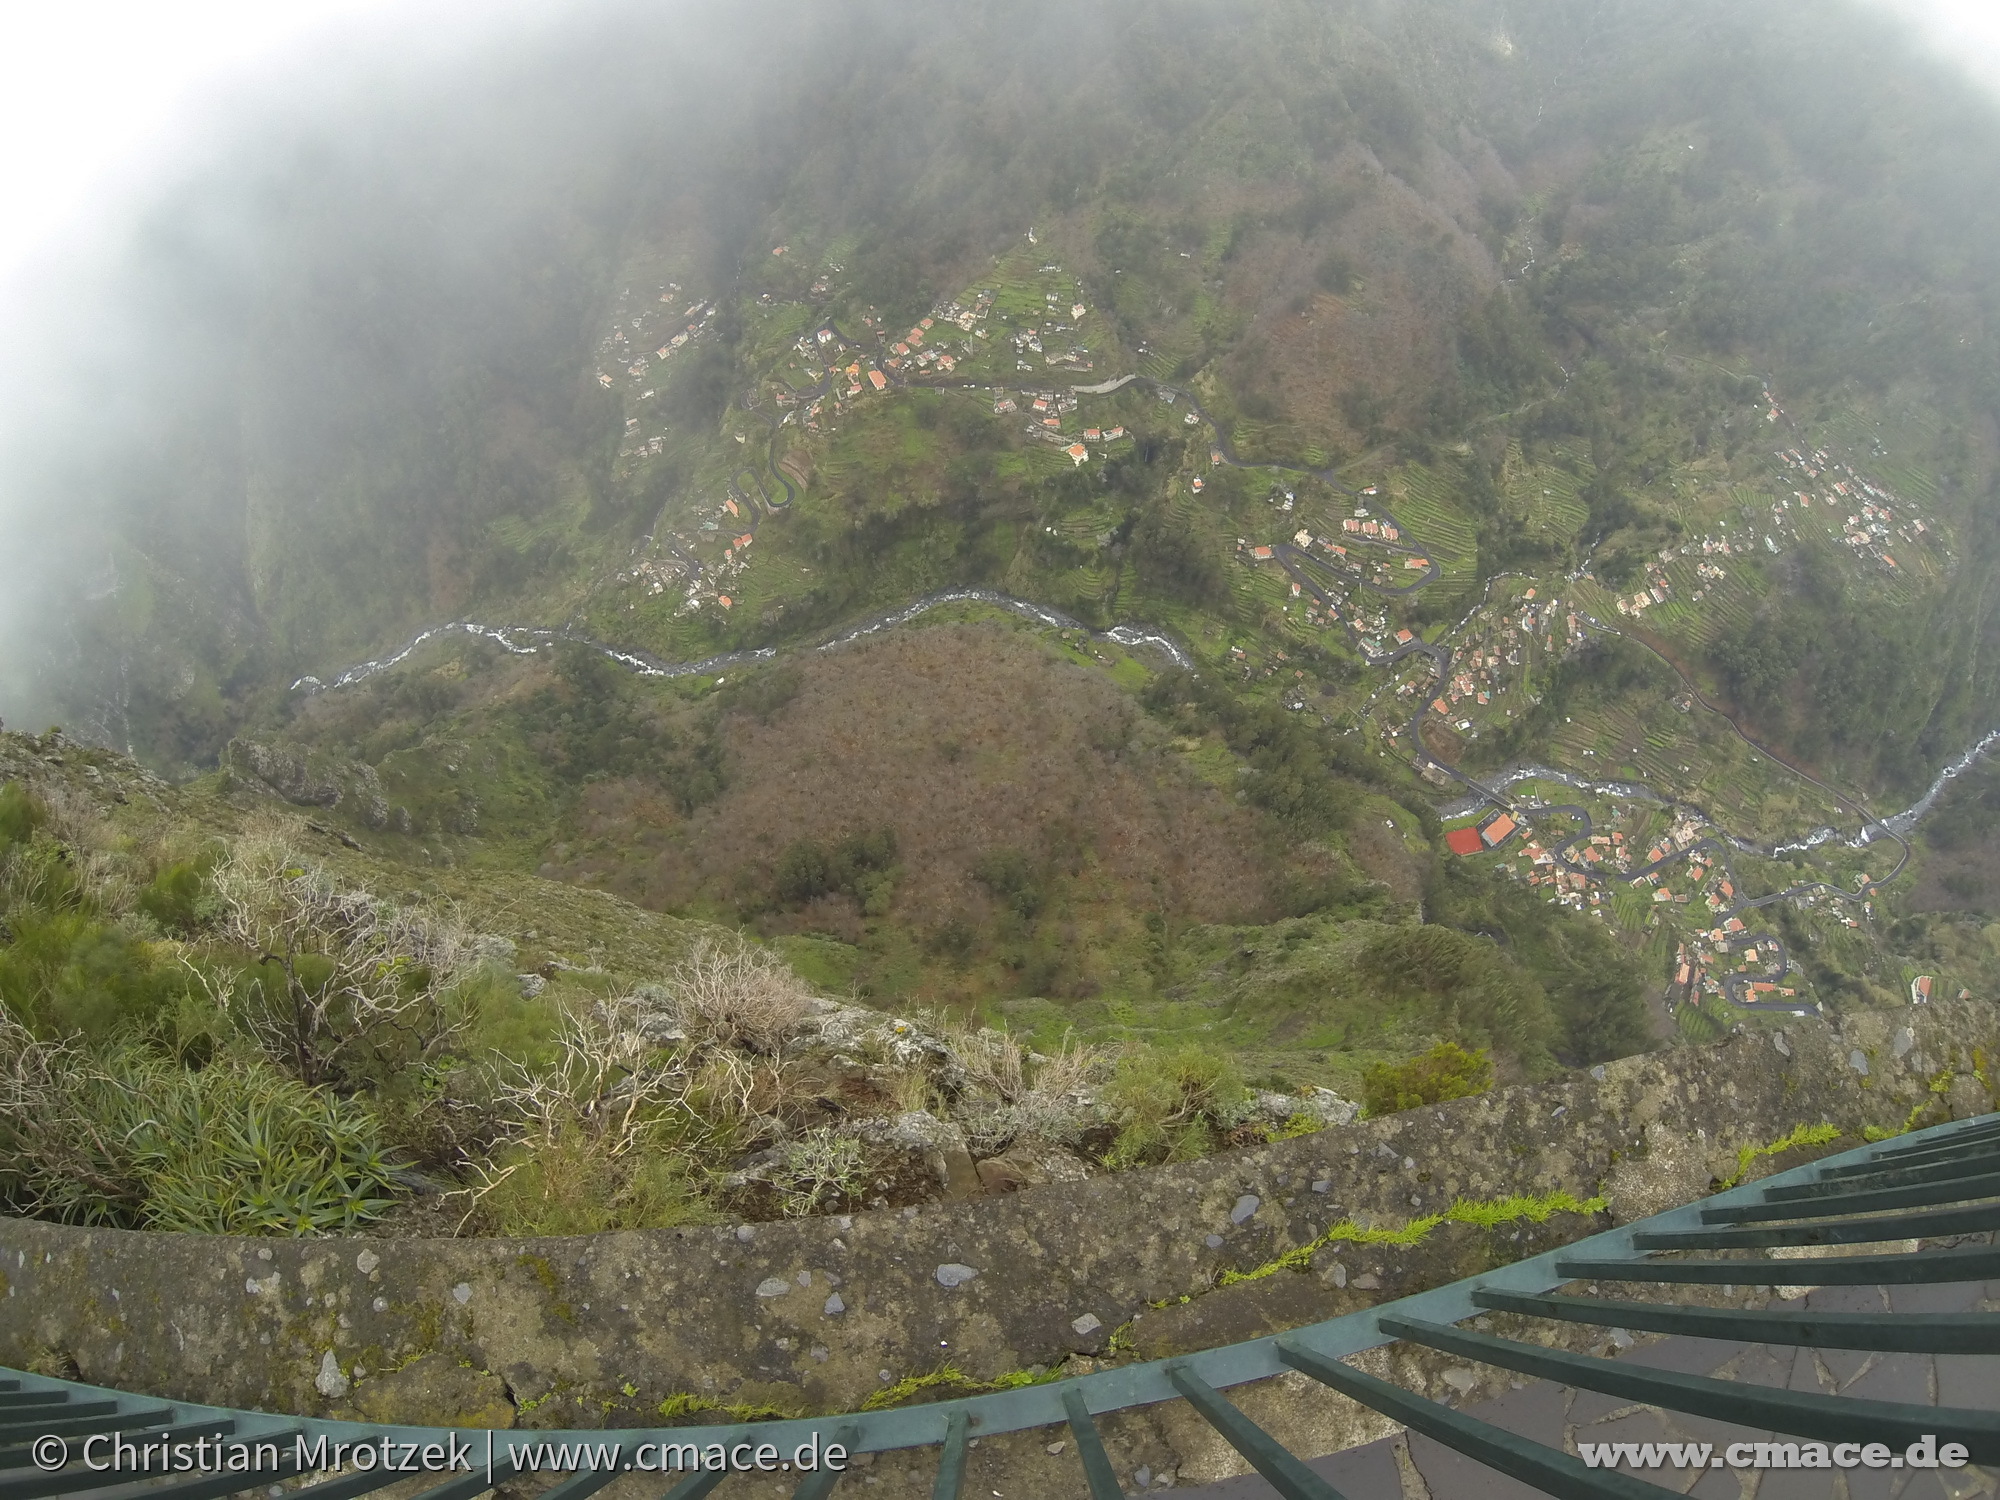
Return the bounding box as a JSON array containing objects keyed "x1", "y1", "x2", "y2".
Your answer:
[{"x1": 1446, "y1": 827, "x2": 1485, "y2": 856}]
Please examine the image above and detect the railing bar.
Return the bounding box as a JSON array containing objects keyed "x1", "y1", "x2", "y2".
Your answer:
[
  {"x1": 1380, "y1": 1315, "x2": 2000, "y2": 1463},
  {"x1": 0, "y1": 1397, "x2": 73, "y2": 1411},
  {"x1": 1824, "y1": 1152, "x2": 2000, "y2": 1184},
  {"x1": 1834, "y1": 1128, "x2": 2000, "y2": 1171},
  {"x1": 930, "y1": 1411, "x2": 967, "y2": 1500},
  {"x1": 1469, "y1": 1290, "x2": 2000, "y2": 1353},
  {"x1": 1870, "y1": 1118, "x2": 2000, "y2": 1153},
  {"x1": 46, "y1": 1447, "x2": 310, "y2": 1500},
  {"x1": 1632, "y1": 1199, "x2": 2000, "y2": 1251},
  {"x1": 1816, "y1": 1145, "x2": 2000, "y2": 1181},
  {"x1": 1165, "y1": 1364, "x2": 1348, "y2": 1500},
  {"x1": 788, "y1": 1424, "x2": 856, "y2": 1500},
  {"x1": 1060, "y1": 1390, "x2": 1124, "y2": 1500},
  {"x1": 0, "y1": 1412, "x2": 174, "y2": 1446},
  {"x1": 1274, "y1": 1339, "x2": 1676, "y2": 1499},
  {"x1": 0, "y1": 1421, "x2": 239, "y2": 1493},
  {"x1": 0, "y1": 1408, "x2": 96, "y2": 1429},
  {"x1": 1710, "y1": 1173, "x2": 2000, "y2": 1224},
  {"x1": 0, "y1": 1404, "x2": 118, "y2": 1429},
  {"x1": 1773, "y1": 1151, "x2": 2000, "y2": 1196},
  {"x1": 1556, "y1": 1243, "x2": 2000, "y2": 1284}
]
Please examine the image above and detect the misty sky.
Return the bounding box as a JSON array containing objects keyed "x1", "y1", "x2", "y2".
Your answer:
[
  {"x1": 0, "y1": 0, "x2": 551, "y2": 295},
  {"x1": 0, "y1": 0, "x2": 1996, "y2": 302}
]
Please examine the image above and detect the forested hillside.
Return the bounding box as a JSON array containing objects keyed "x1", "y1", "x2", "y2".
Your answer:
[{"x1": 4, "y1": 0, "x2": 2000, "y2": 1191}]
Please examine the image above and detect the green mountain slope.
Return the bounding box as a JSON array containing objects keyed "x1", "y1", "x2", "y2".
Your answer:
[{"x1": 7, "y1": 0, "x2": 2000, "y2": 1111}]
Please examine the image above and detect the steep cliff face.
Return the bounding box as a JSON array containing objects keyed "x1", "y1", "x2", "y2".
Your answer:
[{"x1": 4, "y1": 997, "x2": 1992, "y2": 1448}]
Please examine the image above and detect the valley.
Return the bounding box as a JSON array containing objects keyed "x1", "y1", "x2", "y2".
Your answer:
[{"x1": 9, "y1": 0, "x2": 2000, "y2": 1240}]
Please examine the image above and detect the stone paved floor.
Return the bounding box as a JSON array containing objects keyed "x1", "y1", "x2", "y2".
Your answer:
[{"x1": 1181, "y1": 1278, "x2": 2000, "y2": 1499}]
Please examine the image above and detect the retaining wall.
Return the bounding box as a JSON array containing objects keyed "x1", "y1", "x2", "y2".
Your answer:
[{"x1": 2, "y1": 1001, "x2": 1993, "y2": 1452}]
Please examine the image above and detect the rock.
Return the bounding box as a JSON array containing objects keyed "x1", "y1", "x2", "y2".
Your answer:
[
  {"x1": 1245, "y1": 1087, "x2": 1358, "y2": 1131},
  {"x1": 974, "y1": 1137, "x2": 1092, "y2": 1191},
  {"x1": 355, "y1": 1250, "x2": 380, "y2": 1275},
  {"x1": 1311, "y1": 1179, "x2": 1331, "y2": 1193},
  {"x1": 451, "y1": 1283, "x2": 472, "y2": 1305},
  {"x1": 1134, "y1": 1466, "x2": 1152, "y2": 1488},
  {"x1": 736, "y1": 1225, "x2": 757, "y2": 1243},
  {"x1": 934, "y1": 1263, "x2": 978, "y2": 1288},
  {"x1": 975, "y1": 1158, "x2": 1027, "y2": 1194},
  {"x1": 517, "y1": 974, "x2": 547, "y2": 1000},
  {"x1": 756, "y1": 1278, "x2": 792, "y2": 1298},
  {"x1": 847, "y1": 1111, "x2": 977, "y2": 1208},
  {"x1": 1441, "y1": 1368, "x2": 1476, "y2": 1395},
  {"x1": 350, "y1": 1353, "x2": 514, "y2": 1428},
  {"x1": 1046, "y1": 1442, "x2": 1066, "y2": 1456},
  {"x1": 1230, "y1": 1194, "x2": 1260, "y2": 1224},
  {"x1": 940, "y1": 1147, "x2": 982, "y2": 1201},
  {"x1": 823, "y1": 1294, "x2": 846, "y2": 1316},
  {"x1": 1351, "y1": 1273, "x2": 1380, "y2": 1290},
  {"x1": 1204, "y1": 1235, "x2": 1224, "y2": 1249},
  {"x1": 314, "y1": 1351, "x2": 349, "y2": 1400},
  {"x1": 1070, "y1": 1314, "x2": 1102, "y2": 1336},
  {"x1": 1893, "y1": 1028, "x2": 1915, "y2": 1060},
  {"x1": 1849, "y1": 1049, "x2": 1870, "y2": 1075}
]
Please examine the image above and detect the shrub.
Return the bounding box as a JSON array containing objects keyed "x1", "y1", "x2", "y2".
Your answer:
[
  {"x1": 137, "y1": 857, "x2": 220, "y2": 934},
  {"x1": 0, "y1": 1023, "x2": 401, "y2": 1234},
  {"x1": 1361, "y1": 1041, "x2": 1494, "y2": 1117},
  {"x1": 0, "y1": 907, "x2": 188, "y2": 1044},
  {"x1": 208, "y1": 836, "x2": 477, "y2": 1089},
  {"x1": 1, "y1": 829, "x2": 87, "y2": 913},
  {"x1": 770, "y1": 1127, "x2": 865, "y2": 1217},
  {"x1": 476, "y1": 1126, "x2": 709, "y2": 1236},
  {"x1": 0, "y1": 784, "x2": 43, "y2": 848},
  {"x1": 467, "y1": 989, "x2": 720, "y2": 1233},
  {"x1": 1104, "y1": 1045, "x2": 1246, "y2": 1167},
  {"x1": 773, "y1": 828, "x2": 898, "y2": 914},
  {"x1": 972, "y1": 849, "x2": 1045, "y2": 919},
  {"x1": 664, "y1": 937, "x2": 813, "y2": 1054}
]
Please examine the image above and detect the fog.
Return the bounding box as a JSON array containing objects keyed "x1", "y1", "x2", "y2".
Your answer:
[
  {"x1": 1864, "y1": 1, "x2": 2000, "y2": 98},
  {"x1": 4, "y1": 0, "x2": 2000, "y2": 760},
  {"x1": 0, "y1": 0, "x2": 731, "y2": 734}
]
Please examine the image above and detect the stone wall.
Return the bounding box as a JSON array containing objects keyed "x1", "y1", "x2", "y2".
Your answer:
[{"x1": 2, "y1": 1000, "x2": 1993, "y2": 1455}]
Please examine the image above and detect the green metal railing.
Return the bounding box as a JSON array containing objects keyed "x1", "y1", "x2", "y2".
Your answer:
[{"x1": 4, "y1": 1112, "x2": 1997, "y2": 1499}]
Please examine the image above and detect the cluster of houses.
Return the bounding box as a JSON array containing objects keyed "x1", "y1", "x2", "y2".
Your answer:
[
  {"x1": 990, "y1": 389, "x2": 1128, "y2": 463},
  {"x1": 1400, "y1": 589, "x2": 1586, "y2": 737},
  {"x1": 1504, "y1": 832, "x2": 1604, "y2": 914},
  {"x1": 1672, "y1": 931, "x2": 1799, "y2": 1005},
  {"x1": 1611, "y1": 556, "x2": 1676, "y2": 617},
  {"x1": 885, "y1": 314, "x2": 962, "y2": 377},
  {"x1": 1774, "y1": 444, "x2": 1937, "y2": 574},
  {"x1": 1765, "y1": 435, "x2": 1942, "y2": 578},
  {"x1": 598, "y1": 286, "x2": 715, "y2": 407},
  {"x1": 592, "y1": 282, "x2": 732, "y2": 457},
  {"x1": 1006, "y1": 290, "x2": 1092, "y2": 372}
]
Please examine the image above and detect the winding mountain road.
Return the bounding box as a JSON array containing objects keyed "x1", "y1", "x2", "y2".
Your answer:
[{"x1": 296, "y1": 353, "x2": 1974, "y2": 1012}]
